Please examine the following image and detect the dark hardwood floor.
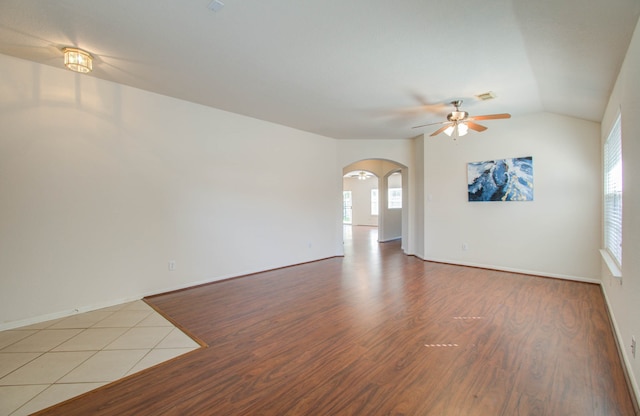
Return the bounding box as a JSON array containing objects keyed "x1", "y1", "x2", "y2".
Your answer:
[{"x1": 37, "y1": 226, "x2": 635, "y2": 415}]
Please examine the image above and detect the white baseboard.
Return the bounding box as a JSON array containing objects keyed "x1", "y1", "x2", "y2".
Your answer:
[
  {"x1": 600, "y1": 285, "x2": 640, "y2": 413},
  {"x1": 421, "y1": 257, "x2": 601, "y2": 284},
  {"x1": 0, "y1": 258, "x2": 601, "y2": 335},
  {"x1": 0, "y1": 256, "x2": 342, "y2": 331},
  {"x1": 379, "y1": 237, "x2": 401, "y2": 243},
  {"x1": 0, "y1": 296, "x2": 143, "y2": 331}
]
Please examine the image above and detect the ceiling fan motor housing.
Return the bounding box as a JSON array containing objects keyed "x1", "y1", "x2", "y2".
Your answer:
[{"x1": 447, "y1": 111, "x2": 468, "y2": 122}]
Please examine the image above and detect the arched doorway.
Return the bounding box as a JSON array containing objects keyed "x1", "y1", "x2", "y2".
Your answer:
[
  {"x1": 342, "y1": 170, "x2": 378, "y2": 227},
  {"x1": 342, "y1": 159, "x2": 407, "y2": 251}
]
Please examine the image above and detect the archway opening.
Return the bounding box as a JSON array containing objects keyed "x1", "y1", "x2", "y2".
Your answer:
[
  {"x1": 342, "y1": 170, "x2": 378, "y2": 227},
  {"x1": 342, "y1": 159, "x2": 407, "y2": 254}
]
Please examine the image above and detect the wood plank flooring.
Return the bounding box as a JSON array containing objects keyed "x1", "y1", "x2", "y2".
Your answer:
[{"x1": 36, "y1": 226, "x2": 635, "y2": 415}]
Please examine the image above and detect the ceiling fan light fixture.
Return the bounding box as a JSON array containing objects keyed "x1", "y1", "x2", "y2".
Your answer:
[
  {"x1": 412, "y1": 99, "x2": 510, "y2": 138},
  {"x1": 443, "y1": 122, "x2": 468, "y2": 138},
  {"x1": 457, "y1": 122, "x2": 469, "y2": 136},
  {"x1": 358, "y1": 171, "x2": 367, "y2": 180},
  {"x1": 63, "y1": 47, "x2": 93, "y2": 73},
  {"x1": 447, "y1": 111, "x2": 468, "y2": 121},
  {"x1": 443, "y1": 125, "x2": 455, "y2": 136}
]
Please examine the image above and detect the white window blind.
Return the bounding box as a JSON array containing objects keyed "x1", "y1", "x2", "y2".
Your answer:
[
  {"x1": 343, "y1": 191, "x2": 352, "y2": 224},
  {"x1": 388, "y1": 188, "x2": 402, "y2": 209},
  {"x1": 371, "y1": 189, "x2": 378, "y2": 216},
  {"x1": 604, "y1": 113, "x2": 623, "y2": 267}
]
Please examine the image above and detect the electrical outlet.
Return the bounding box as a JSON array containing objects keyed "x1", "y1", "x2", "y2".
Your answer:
[
  {"x1": 168, "y1": 260, "x2": 176, "y2": 271},
  {"x1": 462, "y1": 243, "x2": 468, "y2": 251},
  {"x1": 632, "y1": 336, "x2": 636, "y2": 359}
]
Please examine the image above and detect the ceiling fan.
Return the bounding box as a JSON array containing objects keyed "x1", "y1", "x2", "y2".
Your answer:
[
  {"x1": 412, "y1": 100, "x2": 511, "y2": 137},
  {"x1": 345, "y1": 170, "x2": 374, "y2": 180}
]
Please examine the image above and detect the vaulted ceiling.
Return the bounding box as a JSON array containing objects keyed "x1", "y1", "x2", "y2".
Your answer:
[{"x1": 1, "y1": 0, "x2": 638, "y2": 140}]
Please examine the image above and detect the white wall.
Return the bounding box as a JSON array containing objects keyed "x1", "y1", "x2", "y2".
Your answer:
[
  {"x1": 337, "y1": 140, "x2": 414, "y2": 170},
  {"x1": 423, "y1": 112, "x2": 601, "y2": 281},
  {"x1": 600, "y1": 16, "x2": 640, "y2": 405},
  {"x1": 381, "y1": 172, "x2": 402, "y2": 241},
  {"x1": 0, "y1": 54, "x2": 342, "y2": 328},
  {"x1": 411, "y1": 137, "x2": 425, "y2": 257}
]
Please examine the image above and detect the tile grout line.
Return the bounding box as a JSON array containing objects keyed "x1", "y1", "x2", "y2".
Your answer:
[
  {"x1": 124, "y1": 325, "x2": 175, "y2": 375},
  {"x1": 0, "y1": 351, "x2": 45, "y2": 384},
  {"x1": 1, "y1": 301, "x2": 200, "y2": 415}
]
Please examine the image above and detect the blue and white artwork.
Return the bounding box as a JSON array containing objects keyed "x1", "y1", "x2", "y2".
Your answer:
[{"x1": 467, "y1": 156, "x2": 533, "y2": 202}]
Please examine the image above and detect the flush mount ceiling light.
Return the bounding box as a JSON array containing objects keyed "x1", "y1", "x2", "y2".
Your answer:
[{"x1": 62, "y1": 47, "x2": 93, "y2": 73}]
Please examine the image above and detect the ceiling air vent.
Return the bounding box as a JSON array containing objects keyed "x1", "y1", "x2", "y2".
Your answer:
[{"x1": 475, "y1": 91, "x2": 496, "y2": 101}]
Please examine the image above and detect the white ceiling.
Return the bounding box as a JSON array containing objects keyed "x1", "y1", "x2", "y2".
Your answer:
[{"x1": 1, "y1": 0, "x2": 638, "y2": 140}]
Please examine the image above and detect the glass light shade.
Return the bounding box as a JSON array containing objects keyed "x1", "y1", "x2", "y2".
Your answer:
[
  {"x1": 63, "y1": 48, "x2": 93, "y2": 73},
  {"x1": 457, "y1": 122, "x2": 469, "y2": 136},
  {"x1": 444, "y1": 123, "x2": 468, "y2": 137},
  {"x1": 443, "y1": 125, "x2": 455, "y2": 136}
]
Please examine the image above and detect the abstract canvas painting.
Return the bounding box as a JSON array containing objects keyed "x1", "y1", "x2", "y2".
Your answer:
[{"x1": 467, "y1": 156, "x2": 533, "y2": 202}]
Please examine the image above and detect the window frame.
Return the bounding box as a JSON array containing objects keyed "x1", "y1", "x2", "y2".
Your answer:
[
  {"x1": 342, "y1": 190, "x2": 352, "y2": 224},
  {"x1": 371, "y1": 189, "x2": 378, "y2": 216},
  {"x1": 602, "y1": 112, "x2": 623, "y2": 277},
  {"x1": 388, "y1": 187, "x2": 402, "y2": 209}
]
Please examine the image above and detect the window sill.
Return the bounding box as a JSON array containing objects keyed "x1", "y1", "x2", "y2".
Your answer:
[{"x1": 600, "y1": 249, "x2": 622, "y2": 278}]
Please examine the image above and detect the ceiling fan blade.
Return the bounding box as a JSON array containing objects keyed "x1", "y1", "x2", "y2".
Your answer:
[
  {"x1": 410, "y1": 94, "x2": 449, "y2": 112},
  {"x1": 467, "y1": 121, "x2": 487, "y2": 132},
  {"x1": 430, "y1": 124, "x2": 452, "y2": 137},
  {"x1": 469, "y1": 113, "x2": 511, "y2": 121},
  {"x1": 412, "y1": 120, "x2": 448, "y2": 129}
]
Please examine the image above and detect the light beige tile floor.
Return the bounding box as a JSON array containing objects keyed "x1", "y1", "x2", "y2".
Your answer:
[{"x1": 0, "y1": 300, "x2": 201, "y2": 416}]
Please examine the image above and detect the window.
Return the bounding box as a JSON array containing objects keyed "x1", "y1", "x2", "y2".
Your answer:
[
  {"x1": 371, "y1": 189, "x2": 378, "y2": 216},
  {"x1": 387, "y1": 171, "x2": 402, "y2": 209},
  {"x1": 388, "y1": 188, "x2": 402, "y2": 209},
  {"x1": 603, "y1": 113, "x2": 622, "y2": 269},
  {"x1": 343, "y1": 191, "x2": 352, "y2": 224}
]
